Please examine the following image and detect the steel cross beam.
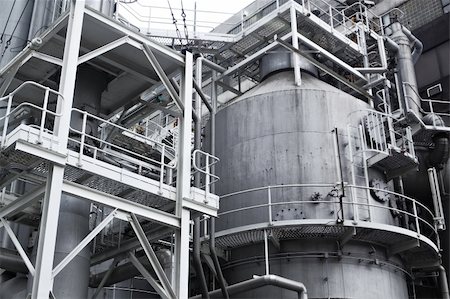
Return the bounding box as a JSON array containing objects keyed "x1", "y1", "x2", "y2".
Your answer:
[
  {"x1": 128, "y1": 213, "x2": 176, "y2": 299},
  {"x1": 78, "y1": 36, "x2": 129, "y2": 65},
  {"x1": 91, "y1": 257, "x2": 121, "y2": 299},
  {"x1": 61, "y1": 182, "x2": 180, "y2": 228},
  {"x1": 32, "y1": 51, "x2": 63, "y2": 66},
  {"x1": 142, "y1": 44, "x2": 184, "y2": 112},
  {"x1": 0, "y1": 185, "x2": 45, "y2": 219},
  {"x1": 276, "y1": 38, "x2": 372, "y2": 100},
  {"x1": 0, "y1": 217, "x2": 36, "y2": 276},
  {"x1": 128, "y1": 252, "x2": 171, "y2": 299},
  {"x1": 52, "y1": 209, "x2": 118, "y2": 278}
]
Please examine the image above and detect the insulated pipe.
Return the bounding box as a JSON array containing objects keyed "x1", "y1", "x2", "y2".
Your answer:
[
  {"x1": 209, "y1": 68, "x2": 229, "y2": 299},
  {"x1": 440, "y1": 266, "x2": 450, "y2": 299},
  {"x1": 401, "y1": 26, "x2": 423, "y2": 65},
  {"x1": 391, "y1": 22, "x2": 421, "y2": 116},
  {"x1": 0, "y1": 247, "x2": 28, "y2": 274},
  {"x1": 208, "y1": 218, "x2": 229, "y2": 299},
  {"x1": 194, "y1": 217, "x2": 209, "y2": 298},
  {"x1": 190, "y1": 274, "x2": 308, "y2": 299}
]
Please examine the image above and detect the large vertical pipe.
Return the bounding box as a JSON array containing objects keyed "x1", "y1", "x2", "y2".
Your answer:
[
  {"x1": 209, "y1": 70, "x2": 229, "y2": 299},
  {"x1": 0, "y1": 0, "x2": 34, "y2": 68},
  {"x1": 194, "y1": 217, "x2": 209, "y2": 298},
  {"x1": 51, "y1": 66, "x2": 107, "y2": 298},
  {"x1": 28, "y1": 0, "x2": 52, "y2": 40},
  {"x1": 391, "y1": 22, "x2": 421, "y2": 116},
  {"x1": 52, "y1": 194, "x2": 91, "y2": 299},
  {"x1": 26, "y1": 66, "x2": 107, "y2": 298}
]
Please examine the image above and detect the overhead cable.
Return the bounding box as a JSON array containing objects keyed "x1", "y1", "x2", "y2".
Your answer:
[{"x1": 0, "y1": 0, "x2": 17, "y2": 44}]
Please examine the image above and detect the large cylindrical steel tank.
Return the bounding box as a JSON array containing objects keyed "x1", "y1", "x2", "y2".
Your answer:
[
  {"x1": 213, "y1": 63, "x2": 410, "y2": 298},
  {"x1": 0, "y1": 0, "x2": 34, "y2": 69}
]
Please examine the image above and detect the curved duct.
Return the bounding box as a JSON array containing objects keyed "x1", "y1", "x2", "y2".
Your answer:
[
  {"x1": 423, "y1": 114, "x2": 449, "y2": 170},
  {"x1": 391, "y1": 22, "x2": 421, "y2": 116},
  {"x1": 401, "y1": 26, "x2": 423, "y2": 65},
  {"x1": 190, "y1": 274, "x2": 308, "y2": 299}
]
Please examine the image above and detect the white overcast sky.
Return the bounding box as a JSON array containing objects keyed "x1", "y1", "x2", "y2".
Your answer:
[{"x1": 117, "y1": 0, "x2": 255, "y2": 33}]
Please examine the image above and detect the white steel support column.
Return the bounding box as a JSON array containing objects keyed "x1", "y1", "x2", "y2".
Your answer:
[
  {"x1": 174, "y1": 51, "x2": 193, "y2": 299},
  {"x1": 31, "y1": 164, "x2": 65, "y2": 298},
  {"x1": 31, "y1": 1, "x2": 85, "y2": 297},
  {"x1": 54, "y1": 0, "x2": 85, "y2": 150},
  {"x1": 290, "y1": 4, "x2": 301, "y2": 86}
]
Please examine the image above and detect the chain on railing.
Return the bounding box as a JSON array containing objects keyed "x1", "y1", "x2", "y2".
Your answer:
[
  {"x1": 0, "y1": 81, "x2": 64, "y2": 148},
  {"x1": 218, "y1": 183, "x2": 440, "y2": 247}
]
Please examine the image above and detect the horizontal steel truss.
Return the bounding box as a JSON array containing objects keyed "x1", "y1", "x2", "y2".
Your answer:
[{"x1": 191, "y1": 1, "x2": 390, "y2": 105}]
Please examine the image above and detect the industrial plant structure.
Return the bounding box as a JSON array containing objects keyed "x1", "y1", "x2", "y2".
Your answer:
[{"x1": 0, "y1": 0, "x2": 448, "y2": 298}]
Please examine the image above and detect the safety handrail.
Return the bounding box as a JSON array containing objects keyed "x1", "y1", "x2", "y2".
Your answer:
[
  {"x1": 0, "y1": 81, "x2": 64, "y2": 147},
  {"x1": 218, "y1": 183, "x2": 439, "y2": 245},
  {"x1": 70, "y1": 108, "x2": 177, "y2": 193},
  {"x1": 403, "y1": 82, "x2": 450, "y2": 127},
  {"x1": 72, "y1": 108, "x2": 174, "y2": 151},
  {"x1": 192, "y1": 149, "x2": 220, "y2": 196},
  {"x1": 346, "y1": 109, "x2": 415, "y2": 158}
]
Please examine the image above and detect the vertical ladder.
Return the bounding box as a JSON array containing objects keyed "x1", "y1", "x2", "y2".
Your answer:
[{"x1": 347, "y1": 124, "x2": 371, "y2": 221}]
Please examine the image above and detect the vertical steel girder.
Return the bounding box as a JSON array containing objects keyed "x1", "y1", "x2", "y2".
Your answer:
[
  {"x1": 173, "y1": 51, "x2": 194, "y2": 299},
  {"x1": 31, "y1": 164, "x2": 66, "y2": 298},
  {"x1": 31, "y1": 0, "x2": 86, "y2": 297},
  {"x1": 290, "y1": 5, "x2": 301, "y2": 86}
]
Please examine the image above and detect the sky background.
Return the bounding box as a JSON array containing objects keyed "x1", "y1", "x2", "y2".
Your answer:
[{"x1": 117, "y1": 0, "x2": 255, "y2": 33}]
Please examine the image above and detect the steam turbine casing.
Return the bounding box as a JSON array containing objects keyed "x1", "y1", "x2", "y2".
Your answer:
[{"x1": 213, "y1": 71, "x2": 409, "y2": 298}]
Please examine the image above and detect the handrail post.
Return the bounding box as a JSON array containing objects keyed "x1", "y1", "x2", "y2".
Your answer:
[
  {"x1": 347, "y1": 125, "x2": 359, "y2": 223},
  {"x1": 268, "y1": 186, "x2": 272, "y2": 224},
  {"x1": 205, "y1": 154, "x2": 210, "y2": 203},
  {"x1": 412, "y1": 200, "x2": 421, "y2": 236},
  {"x1": 329, "y1": 6, "x2": 333, "y2": 30},
  {"x1": 1, "y1": 95, "x2": 12, "y2": 148},
  {"x1": 263, "y1": 229, "x2": 270, "y2": 275},
  {"x1": 38, "y1": 88, "x2": 50, "y2": 144},
  {"x1": 159, "y1": 144, "x2": 165, "y2": 195},
  {"x1": 77, "y1": 111, "x2": 88, "y2": 167}
]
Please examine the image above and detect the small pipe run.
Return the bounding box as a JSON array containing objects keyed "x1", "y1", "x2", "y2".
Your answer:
[
  {"x1": 190, "y1": 274, "x2": 308, "y2": 299},
  {"x1": 0, "y1": 247, "x2": 28, "y2": 274},
  {"x1": 439, "y1": 266, "x2": 450, "y2": 299},
  {"x1": 193, "y1": 217, "x2": 210, "y2": 298},
  {"x1": 208, "y1": 218, "x2": 229, "y2": 299}
]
